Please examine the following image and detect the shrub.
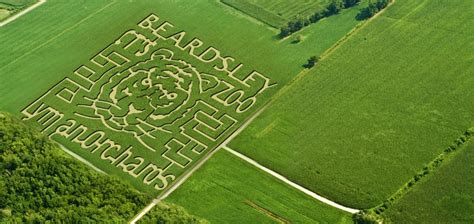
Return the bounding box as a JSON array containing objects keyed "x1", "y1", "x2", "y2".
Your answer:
[
  {"x1": 305, "y1": 56, "x2": 320, "y2": 68},
  {"x1": 353, "y1": 211, "x2": 384, "y2": 224},
  {"x1": 358, "y1": 0, "x2": 392, "y2": 20}
]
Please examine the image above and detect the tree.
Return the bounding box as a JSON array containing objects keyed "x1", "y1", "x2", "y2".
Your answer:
[
  {"x1": 293, "y1": 35, "x2": 304, "y2": 43},
  {"x1": 343, "y1": 0, "x2": 361, "y2": 8},
  {"x1": 0, "y1": 112, "x2": 206, "y2": 223},
  {"x1": 357, "y1": 0, "x2": 391, "y2": 20},
  {"x1": 326, "y1": 0, "x2": 344, "y2": 16},
  {"x1": 279, "y1": 0, "x2": 362, "y2": 38},
  {"x1": 352, "y1": 211, "x2": 385, "y2": 224},
  {"x1": 376, "y1": 0, "x2": 390, "y2": 9},
  {"x1": 280, "y1": 25, "x2": 291, "y2": 37},
  {"x1": 357, "y1": 2, "x2": 377, "y2": 19},
  {"x1": 305, "y1": 56, "x2": 320, "y2": 68},
  {"x1": 310, "y1": 10, "x2": 325, "y2": 23}
]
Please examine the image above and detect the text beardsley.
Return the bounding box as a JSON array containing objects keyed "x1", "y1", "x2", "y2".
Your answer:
[{"x1": 137, "y1": 13, "x2": 265, "y2": 84}]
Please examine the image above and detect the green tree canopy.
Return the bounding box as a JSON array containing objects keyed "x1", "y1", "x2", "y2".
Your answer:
[{"x1": 0, "y1": 112, "x2": 205, "y2": 223}]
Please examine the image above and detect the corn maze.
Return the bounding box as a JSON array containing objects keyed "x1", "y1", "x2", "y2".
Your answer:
[{"x1": 21, "y1": 14, "x2": 273, "y2": 193}]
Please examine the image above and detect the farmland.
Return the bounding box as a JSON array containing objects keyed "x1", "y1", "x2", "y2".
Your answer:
[
  {"x1": 0, "y1": 112, "x2": 204, "y2": 223},
  {"x1": 385, "y1": 139, "x2": 474, "y2": 223},
  {"x1": 0, "y1": 0, "x2": 365, "y2": 113},
  {"x1": 0, "y1": 0, "x2": 365, "y2": 195},
  {"x1": 245, "y1": 0, "x2": 332, "y2": 19},
  {"x1": 221, "y1": 0, "x2": 334, "y2": 28},
  {"x1": 1, "y1": 0, "x2": 472, "y2": 222},
  {"x1": 166, "y1": 149, "x2": 352, "y2": 223},
  {"x1": 230, "y1": 0, "x2": 474, "y2": 209},
  {"x1": 18, "y1": 10, "x2": 275, "y2": 194}
]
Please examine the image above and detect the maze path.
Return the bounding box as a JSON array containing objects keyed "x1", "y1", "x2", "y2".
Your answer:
[{"x1": 22, "y1": 13, "x2": 274, "y2": 193}]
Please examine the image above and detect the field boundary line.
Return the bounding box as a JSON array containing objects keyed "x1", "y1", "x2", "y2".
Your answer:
[
  {"x1": 223, "y1": 145, "x2": 360, "y2": 214},
  {"x1": 245, "y1": 200, "x2": 290, "y2": 224},
  {"x1": 0, "y1": 0, "x2": 116, "y2": 71},
  {"x1": 57, "y1": 144, "x2": 106, "y2": 174},
  {"x1": 371, "y1": 129, "x2": 473, "y2": 215},
  {"x1": 277, "y1": 1, "x2": 373, "y2": 43},
  {"x1": 129, "y1": 103, "x2": 271, "y2": 224},
  {"x1": 0, "y1": 0, "x2": 46, "y2": 27},
  {"x1": 128, "y1": 146, "x2": 221, "y2": 224}
]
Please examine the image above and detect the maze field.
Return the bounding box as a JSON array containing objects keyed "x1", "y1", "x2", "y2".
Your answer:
[
  {"x1": 21, "y1": 13, "x2": 273, "y2": 193},
  {"x1": 3, "y1": 0, "x2": 473, "y2": 222}
]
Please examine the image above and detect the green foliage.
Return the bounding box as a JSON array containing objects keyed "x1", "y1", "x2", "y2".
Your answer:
[
  {"x1": 357, "y1": 0, "x2": 391, "y2": 19},
  {"x1": 305, "y1": 55, "x2": 320, "y2": 68},
  {"x1": 0, "y1": 112, "x2": 205, "y2": 223},
  {"x1": 326, "y1": 0, "x2": 344, "y2": 16},
  {"x1": 353, "y1": 211, "x2": 385, "y2": 224},
  {"x1": 344, "y1": 0, "x2": 361, "y2": 8},
  {"x1": 292, "y1": 34, "x2": 304, "y2": 44},
  {"x1": 279, "y1": 0, "x2": 361, "y2": 37}
]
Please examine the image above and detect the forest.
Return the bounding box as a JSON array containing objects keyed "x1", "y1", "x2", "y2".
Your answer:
[{"x1": 0, "y1": 112, "x2": 206, "y2": 223}]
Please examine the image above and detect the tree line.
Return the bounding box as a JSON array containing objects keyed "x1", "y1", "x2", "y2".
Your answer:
[
  {"x1": 279, "y1": 0, "x2": 362, "y2": 38},
  {"x1": 357, "y1": 0, "x2": 392, "y2": 19},
  {"x1": 353, "y1": 127, "x2": 474, "y2": 224},
  {"x1": 0, "y1": 112, "x2": 206, "y2": 223}
]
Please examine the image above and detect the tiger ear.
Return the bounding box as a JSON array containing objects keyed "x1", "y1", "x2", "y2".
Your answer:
[{"x1": 152, "y1": 48, "x2": 174, "y2": 60}]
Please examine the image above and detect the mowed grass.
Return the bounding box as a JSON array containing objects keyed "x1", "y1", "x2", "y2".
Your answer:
[
  {"x1": 385, "y1": 139, "x2": 474, "y2": 223},
  {"x1": 166, "y1": 150, "x2": 352, "y2": 224},
  {"x1": 230, "y1": 0, "x2": 474, "y2": 208}
]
